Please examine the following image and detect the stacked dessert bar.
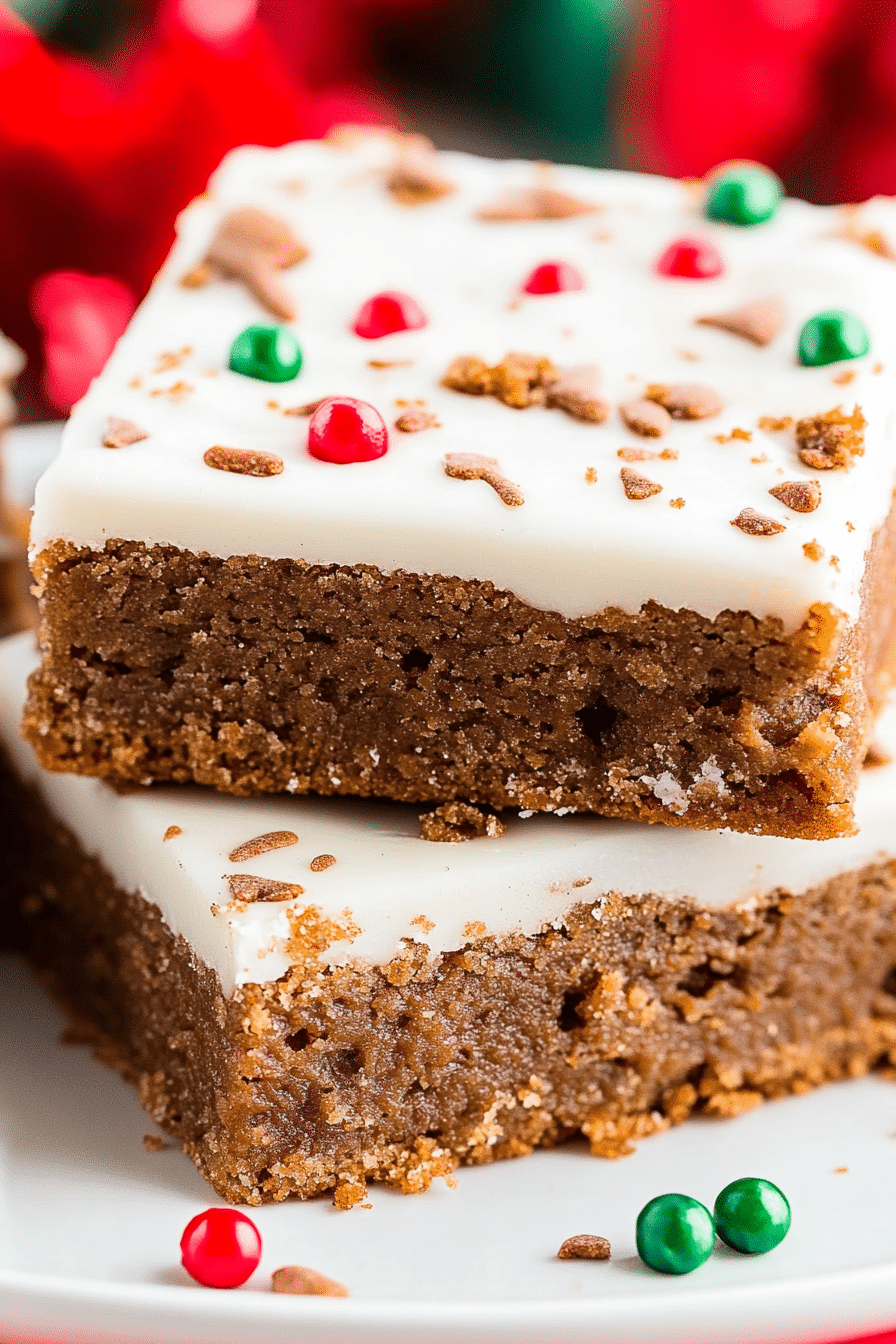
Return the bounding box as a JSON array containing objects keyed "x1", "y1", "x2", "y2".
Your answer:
[{"x1": 6, "y1": 132, "x2": 896, "y2": 1207}]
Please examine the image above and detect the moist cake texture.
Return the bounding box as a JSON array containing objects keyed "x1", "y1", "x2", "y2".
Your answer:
[
  {"x1": 24, "y1": 134, "x2": 896, "y2": 835},
  {"x1": 4, "y1": 633, "x2": 896, "y2": 1205}
]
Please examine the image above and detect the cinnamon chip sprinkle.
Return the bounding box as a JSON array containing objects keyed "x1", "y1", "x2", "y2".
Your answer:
[
  {"x1": 229, "y1": 830, "x2": 299, "y2": 863},
  {"x1": 284, "y1": 398, "x2": 329, "y2": 417},
  {"x1": 731, "y1": 508, "x2": 786, "y2": 536},
  {"x1": 225, "y1": 875, "x2": 305, "y2": 903},
  {"x1": 180, "y1": 207, "x2": 308, "y2": 321},
  {"x1": 204, "y1": 445, "x2": 284, "y2": 477},
  {"x1": 558, "y1": 1235, "x2": 611, "y2": 1261},
  {"x1": 310, "y1": 854, "x2": 337, "y2": 872},
  {"x1": 102, "y1": 416, "x2": 148, "y2": 449},
  {"x1": 476, "y1": 186, "x2": 598, "y2": 221},
  {"x1": 620, "y1": 466, "x2": 662, "y2": 500},
  {"x1": 271, "y1": 1266, "x2": 349, "y2": 1298},
  {"x1": 444, "y1": 452, "x2": 524, "y2": 506},
  {"x1": 769, "y1": 480, "x2": 822, "y2": 513},
  {"x1": 395, "y1": 408, "x2": 441, "y2": 433},
  {"x1": 795, "y1": 405, "x2": 865, "y2": 471},
  {"x1": 696, "y1": 295, "x2": 785, "y2": 347},
  {"x1": 163, "y1": 825, "x2": 182, "y2": 841},
  {"x1": 619, "y1": 397, "x2": 672, "y2": 437},
  {"x1": 617, "y1": 447, "x2": 678, "y2": 462},
  {"x1": 646, "y1": 382, "x2": 723, "y2": 420},
  {"x1": 757, "y1": 415, "x2": 793, "y2": 432}
]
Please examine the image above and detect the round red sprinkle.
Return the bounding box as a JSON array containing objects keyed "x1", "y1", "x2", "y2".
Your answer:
[
  {"x1": 521, "y1": 261, "x2": 586, "y2": 295},
  {"x1": 180, "y1": 1208, "x2": 262, "y2": 1289},
  {"x1": 308, "y1": 396, "x2": 389, "y2": 464},
  {"x1": 352, "y1": 290, "x2": 428, "y2": 339},
  {"x1": 655, "y1": 237, "x2": 725, "y2": 279}
]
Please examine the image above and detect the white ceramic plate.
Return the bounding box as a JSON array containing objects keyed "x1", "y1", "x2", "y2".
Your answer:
[{"x1": 2, "y1": 955, "x2": 896, "y2": 1344}]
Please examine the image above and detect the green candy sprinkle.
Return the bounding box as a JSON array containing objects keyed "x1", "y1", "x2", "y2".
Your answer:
[
  {"x1": 705, "y1": 165, "x2": 783, "y2": 226},
  {"x1": 798, "y1": 310, "x2": 870, "y2": 367},
  {"x1": 229, "y1": 324, "x2": 302, "y2": 383},
  {"x1": 714, "y1": 1177, "x2": 791, "y2": 1255},
  {"x1": 635, "y1": 1193, "x2": 716, "y2": 1275}
]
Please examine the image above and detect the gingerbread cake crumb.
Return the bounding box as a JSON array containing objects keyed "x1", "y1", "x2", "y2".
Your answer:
[
  {"x1": 669, "y1": 497, "x2": 685, "y2": 508},
  {"x1": 646, "y1": 382, "x2": 723, "y2": 420},
  {"x1": 443, "y1": 350, "x2": 560, "y2": 410},
  {"x1": 874, "y1": 362, "x2": 884, "y2": 373},
  {"x1": 142, "y1": 1133, "x2": 168, "y2": 1152},
  {"x1": 203, "y1": 445, "x2": 284, "y2": 477},
  {"x1": 368, "y1": 358, "x2": 414, "y2": 369},
  {"x1": 751, "y1": 454, "x2": 770, "y2": 464},
  {"x1": 410, "y1": 914, "x2": 436, "y2": 932},
  {"x1": 181, "y1": 207, "x2": 307, "y2": 321},
  {"x1": 769, "y1": 480, "x2": 822, "y2": 513},
  {"x1": 833, "y1": 369, "x2": 857, "y2": 385},
  {"x1": 731, "y1": 507, "x2": 786, "y2": 536},
  {"x1": 386, "y1": 145, "x2": 456, "y2": 207},
  {"x1": 163, "y1": 825, "x2": 182, "y2": 841},
  {"x1": 229, "y1": 830, "x2": 298, "y2": 863},
  {"x1": 476, "y1": 186, "x2": 598, "y2": 221},
  {"x1": 103, "y1": 417, "x2": 149, "y2": 449},
  {"x1": 395, "y1": 408, "x2": 441, "y2": 433},
  {"x1": 150, "y1": 380, "x2": 193, "y2": 402},
  {"x1": 154, "y1": 346, "x2": 191, "y2": 373},
  {"x1": 619, "y1": 397, "x2": 672, "y2": 437},
  {"x1": 830, "y1": 554, "x2": 840, "y2": 570},
  {"x1": 696, "y1": 296, "x2": 785, "y2": 346},
  {"x1": 310, "y1": 853, "x2": 337, "y2": 872},
  {"x1": 714, "y1": 427, "x2": 752, "y2": 444},
  {"x1": 795, "y1": 405, "x2": 866, "y2": 471},
  {"x1": 834, "y1": 1166, "x2": 849, "y2": 1174},
  {"x1": 444, "y1": 452, "x2": 524, "y2": 506},
  {"x1": 803, "y1": 539, "x2": 825, "y2": 561},
  {"x1": 557, "y1": 1234, "x2": 611, "y2": 1261},
  {"x1": 225, "y1": 875, "x2": 305, "y2": 903},
  {"x1": 620, "y1": 467, "x2": 662, "y2": 500},
  {"x1": 758, "y1": 415, "x2": 794, "y2": 432},
  {"x1": 419, "y1": 801, "x2": 507, "y2": 842},
  {"x1": 584, "y1": 467, "x2": 597, "y2": 484},
  {"x1": 271, "y1": 1266, "x2": 350, "y2": 1298},
  {"x1": 545, "y1": 366, "x2": 609, "y2": 422}
]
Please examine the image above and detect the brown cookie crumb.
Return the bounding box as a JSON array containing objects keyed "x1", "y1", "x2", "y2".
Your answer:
[
  {"x1": 163, "y1": 825, "x2": 182, "y2": 841},
  {"x1": 829, "y1": 554, "x2": 840, "y2": 570},
  {"x1": 181, "y1": 207, "x2": 308, "y2": 321},
  {"x1": 769, "y1": 480, "x2": 821, "y2": 513},
  {"x1": 619, "y1": 398, "x2": 672, "y2": 438},
  {"x1": 669, "y1": 497, "x2": 685, "y2": 509},
  {"x1": 284, "y1": 398, "x2": 330, "y2": 417},
  {"x1": 154, "y1": 346, "x2": 191, "y2": 373},
  {"x1": 477, "y1": 186, "x2": 598, "y2": 221},
  {"x1": 395, "y1": 408, "x2": 441, "y2": 433},
  {"x1": 142, "y1": 1133, "x2": 169, "y2": 1152},
  {"x1": 557, "y1": 1234, "x2": 611, "y2": 1261},
  {"x1": 545, "y1": 365, "x2": 609, "y2": 422},
  {"x1": 271, "y1": 1266, "x2": 349, "y2": 1298},
  {"x1": 368, "y1": 358, "x2": 414, "y2": 369},
  {"x1": 795, "y1": 405, "x2": 866, "y2": 471},
  {"x1": 203, "y1": 445, "x2": 284, "y2": 477},
  {"x1": 714, "y1": 427, "x2": 752, "y2": 444},
  {"x1": 832, "y1": 369, "x2": 856, "y2": 385},
  {"x1": 225, "y1": 875, "x2": 305, "y2": 903},
  {"x1": 696, "y1": 296, "x2": 785, "y2": 346},
  {"x1": 620, "y1": 467, "x2": 662, "y2": 500},
  {"x1": 103, "y1": 416, "x2": 149, "y2": 449},
  {"x1": 150, "y1": 380, "x2": 193, "y2": 403},
  {"x1": 803, "y1": 539, "x2": 824, "y2": 561},
  {"x1": 758, "y1": 415, "x2": 793, "y2": 432},
  {"x1": 386, "y1": 142, "x2": 456, "y2": 206},
  {"x1": 646, "y1": 382, "x2": 723, "y2": 420},
  {"x1": 864, "y1": 741, "x2": 893, "y2": 768},
  {"x1": 731, "y1": 507, "x2": 785, "y2": 536},
  {"x1": 310, "y1": 853, "x2": 337, "y2": 872},
  {"x1": 874, "y1": 362, "x2": 884, "y2": 373},
  {"x1": 419, "y1": 801, "x2": 507, "y2": 843},
  {"x1": 444, "y1": 452, "x2": 524, "y2": 506},
  {"x1": 833, "y1": 1166, "x2": 849, "y2": 1174},
  {"x1": 750, "y1": 454, "x2": 770, "y2": 464},
  {"x1": 229, "y1": 830, "x2": 299, "y2": 863},
  {"x1": 584, "y1": 466, "x2": 597, "y2": 484},
  {"x1": 410, "y1": 914, "x2": 435, "y2": 932}
]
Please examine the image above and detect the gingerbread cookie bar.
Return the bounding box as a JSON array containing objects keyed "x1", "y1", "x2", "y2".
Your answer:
[
  {"x1": 5, "y1": 632, "x2": 896, "y2": 1205},
  {"x1": 25, "y1": 135, "x2": 896, "y2": 837}
]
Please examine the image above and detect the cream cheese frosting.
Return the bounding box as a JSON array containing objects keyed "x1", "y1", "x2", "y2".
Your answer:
[
  {"x1": 2, "y1": 631, "x2": 893, "y2": 995},
  {"x1": 28, "y1": 135, "x2": 896, "y2": 629}
]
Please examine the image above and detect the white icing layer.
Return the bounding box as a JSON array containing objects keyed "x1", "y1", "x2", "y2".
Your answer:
[
  {"x1": 2, "y1": 632, "x2": 894, "y2": 995},
  {"x1": 29, "y1": 137, "x2": 896, "y2": 628}
]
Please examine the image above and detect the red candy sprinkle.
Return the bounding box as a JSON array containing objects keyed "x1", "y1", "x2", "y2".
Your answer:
[
  {"x1": 180, "y1": 1208, "x2": 262, "y2": 1289},
  {"x1": 308, "y1": 396, "x2": 389, "y2": 464},
  {"x1": 521, "y1": 261, "x2": 586, "y2": 295},
  {"x1": 352, "y1": 290, "x2": 428, "y2": 339},
  {"x1": 655, "y1": 238, "x2": 725, "y2": 279}
]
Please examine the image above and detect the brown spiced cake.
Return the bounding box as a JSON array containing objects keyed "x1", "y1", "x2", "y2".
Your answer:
[
  {"x1": 4, "y1": 631, "x2": 896, "y2": 1207},
  {"x1": 24, "y1": 134, "x2": 896, "y2": 838}
]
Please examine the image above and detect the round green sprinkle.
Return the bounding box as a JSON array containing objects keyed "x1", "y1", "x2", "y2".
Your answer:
[
  {"x1": 705, "y1": 165, "x2": 783, "y2": 226},
  {"x1": 798, "y1": 309, "x2": 870, "y2": 367},
  {"x1": 229, "y1": 324, "x2": 302, "y2": 382},
  {"x1": 635, "y1": 1193, "x2": 716, "y2": 1275},
  {"x1": 714, "y1": 1177, "x2": 791, "y2": 1255}
]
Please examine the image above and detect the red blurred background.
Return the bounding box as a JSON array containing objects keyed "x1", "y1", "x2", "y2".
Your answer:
[{"x1": 5, "y1": 0, "x2": 896, "y2": 416}]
